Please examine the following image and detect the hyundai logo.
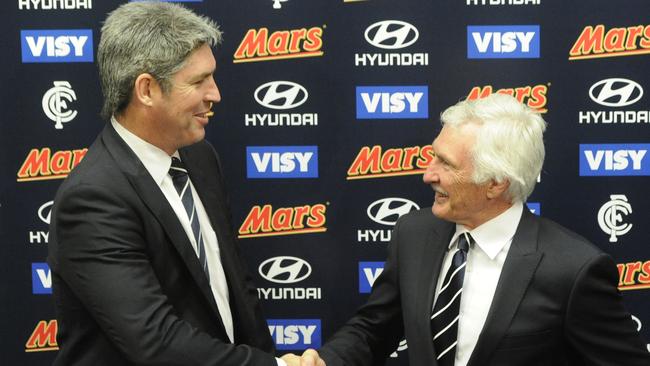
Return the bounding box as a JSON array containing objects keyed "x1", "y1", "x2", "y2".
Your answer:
[
  {"x1": 259, "y1": 256, "x2": 312, "y2": 284},
  {"x1": 254, "y1": 81, "x2": 308, "y2": 110},
  {"x1": 367, "y1": 198, "x2": 419, "y2": 226},
  {"x1": 589, "y1": 78, "x2": 643, "y2": 107},
  {"x1": 364, "y1": 20, "x2": 419, "y2": 50},
  {"x1": 38, "y1": 201, "x2": 54, "y2": 225}
]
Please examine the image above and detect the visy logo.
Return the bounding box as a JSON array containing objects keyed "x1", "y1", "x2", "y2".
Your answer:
[
  {"x1": 359, "y1": 261, "x2": 385, "y2": 293},
  {"x1": 364, "y1": 20, "x2": 419, "y2": 50},
  {"x1": 367, "y1": 198, "x2": 419, "y2": 226},
  {"x1": 356, "y1": 86, "x2": 428, "y2": 119},
  {"x1": 580, "y1": 144, "x2": 649, "y2": 176},
  {"x1": 268, "y1": 319, "x2": 322, "y2": 350},
  {"x1": 247, "y1": 146, "x2": 318, "y2": 178},
  {"x1": 589, "y1": 78, "x2": 643, "y2": 107},
  {"x1": 259, "y1": 256, "x2": 312, "y2": 284},
  {"x1": 32, "y1": 263, "x2": 52, "y2": 294},
  {"x1": 255, "y1": 81, "x2": 308, "y2": 110},
  {"x1": 467, "y1": 25, "x2": 540, "y2": 59},
  {"x1": 21, "y1": 29, "x2": 93, "y2": 63}
]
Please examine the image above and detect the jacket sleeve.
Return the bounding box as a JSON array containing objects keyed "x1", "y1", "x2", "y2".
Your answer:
[
  {"x1": 50, "y1": 181, "x2": 277, "y2": 366},
  {"x1": 319, "y1": 218, "x2": 405, "y2": 366},
  {"x1": 565, "y1": 252, "x2": 650, "y2": 365}
]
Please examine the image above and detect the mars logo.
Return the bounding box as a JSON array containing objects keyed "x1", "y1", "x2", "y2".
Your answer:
[
  {"x1": 233, "y1": 26, "x2": 324, "y2": 63},
  {"x1": 589, "y1": 78, "x2": 643, "y2": 107},
  {"x1": 569, "y1": 24, "x2": 650, "y2": 60},
  {"x1": 268, "y1": 319, "x2": 321, "y2": 350},
  {"x1": 467, "y1": 84, "x2": 548, "y2": 112},
  {"x1": 617, "y1": 259, "x2": 650, "y2": 291},
  {"x1": 17, "y1": 147, "x2": 87, "y2": 182},
  {"x1": 246, "y1": 81, "x2": 317, "y2": 127},
  {"x1": 579, "y1": 79, "x2": 650, "y2": 125},
  {"x1": 42, "y1": 81, "x2": 77, "y2": 129},
  {"x1": 356, "y1": 20, "x2": 429, "y2": 66},
  {"x1": 358, "y1": 198, "x2": 419, "y2": 243},
  {"x1": 598, "y1": 195, "x2": 632, "y2": 243},
  {"x1": 347, "y1": 145, "x2": 434, "y2": 180},
  {"x1": 29, "y1": 200, "x2": 53, "y2": 244},
  {"x1": 238, "y1": 203, "x2": 327, "y2": 238},
  {"x1": 25, "y1": 320, "x2": 58, "y2": 352},
  {"x1": 258, "y1": 256, "x2": 321, "y2": 300}
]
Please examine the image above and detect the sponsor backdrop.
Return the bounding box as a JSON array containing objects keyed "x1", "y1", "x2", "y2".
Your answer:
[{"x1": 1, "y1": 0, "x2": 649, "y2": 363}]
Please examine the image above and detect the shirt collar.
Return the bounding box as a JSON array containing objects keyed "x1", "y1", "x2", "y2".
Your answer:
[
  {"x1": 111, "y1": 116, "x2": 177, "y2": 186},
  {"x1": 450, "y1": 201, "x2": 524, "y2": 259}
]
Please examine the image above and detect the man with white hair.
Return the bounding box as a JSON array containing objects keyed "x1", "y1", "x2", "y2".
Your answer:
[{"x1": 319, "y1": 94, "x2": 650, "y2": 365}]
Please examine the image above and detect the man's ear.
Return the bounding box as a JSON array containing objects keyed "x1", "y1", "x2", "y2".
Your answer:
[
  {"x1": 133, "y1": 73, "x2": 160, "y2": 107},
  {"x1": 487, "y1": 179, "x2": 510, "y2": 199}
]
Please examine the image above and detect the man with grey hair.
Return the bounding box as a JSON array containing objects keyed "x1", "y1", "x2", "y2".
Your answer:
[
  {"x1": 319, "y1": 94, "x2": 649, "y2": 365},
  {"x1": 48, "y1": 2, "x2": 323, "y2": 366}
]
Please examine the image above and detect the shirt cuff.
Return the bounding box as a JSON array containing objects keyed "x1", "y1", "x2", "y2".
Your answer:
[{"x1": 276, "y1": 357, "x2": 288, "y2": 366}]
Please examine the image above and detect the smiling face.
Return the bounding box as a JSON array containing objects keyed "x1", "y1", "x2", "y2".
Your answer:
[
  {"x1": 150, "y1": 43, "x2": 221, "y2": 154},
  {"x1": 422, "y1": 124, "x2": 495, "y2": 228}
]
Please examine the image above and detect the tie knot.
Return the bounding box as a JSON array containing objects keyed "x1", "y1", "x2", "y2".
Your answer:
[
  {"x1": 457, "y1": 232, "x2": 473, "y2": 253},
  {"x1": 169, "y1": 157, "x2": 188, "y2": 179}
]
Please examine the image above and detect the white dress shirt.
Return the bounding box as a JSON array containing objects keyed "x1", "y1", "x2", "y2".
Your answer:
[
  {"x1": 111, "y1": 118, "x2": 234, "y2": 343},
  {"x1": 433, "y1": 201, "x2": 524, "y2": 366}
]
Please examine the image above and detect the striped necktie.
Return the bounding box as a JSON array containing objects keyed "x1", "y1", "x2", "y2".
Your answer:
[
  {"x1": 430, "y1": 232, "x2": 473, "y2": 366},
  {"x1": 169, "y1": 157, "x2": 210, "y2": 282}
]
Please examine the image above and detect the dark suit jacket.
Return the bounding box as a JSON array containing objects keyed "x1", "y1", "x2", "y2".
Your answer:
[
  {"x1": 320, "y1": 208, "x2": 650, "y2": 366},
  {"x1": 48, "y1": 124, "x2": 276, "y2": 365}
]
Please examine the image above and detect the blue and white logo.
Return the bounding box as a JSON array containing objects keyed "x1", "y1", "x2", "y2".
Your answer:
[
  {"x1": 467, "y1": 25, "x2": 540, "y2": 59},
  {"x1": 356, "y1": 86, "x2": 428, "y2": 119},
  {"x1": 268, "y1": 319, "x2": 321, "y2": 350},
  {"x1": 21, "y1": 29, "x2": 93, "y2": 63},
  {"x1": 359, "y1": 262, "x2": 385, "y2": 293},
  {"x1": 32, "y1": 263, "x2": 52, "y2": 294},
  {"x1": 580, "y1": 144, "x2": 649, "y2": 176},
  {"x1": 247, "y1": 146, "x2": 318, "y2": 178},
  {"x1": 526, "y1": 202, "x2": 541, "y2": 216}
]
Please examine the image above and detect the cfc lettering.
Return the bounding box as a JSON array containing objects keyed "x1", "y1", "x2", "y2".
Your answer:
[
  {"x1": 17, "y1": 148, "x2": 87, "y2": 182},
  {"x1": 467, "y1": 84, "x2": 548, "y2": 112},
  {"x1": 238, "y1": 204, "x2": 327, "y2": 238},
  {"x1": 569, "y1": 24, "x2": 650, "y2": 60},
  {"x1": 234, "y1": 27, "x2": 324, "y2": 63},
  {"x1": 347, "y1": 145, "x2": 433, "y2": 179}
]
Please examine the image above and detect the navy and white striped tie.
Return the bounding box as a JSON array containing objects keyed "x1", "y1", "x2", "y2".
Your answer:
[
  {"x1": 169, "y1": 157, "x2": 210, "y2": 282},
  {"x1": 430, "y1": 232, "x2": 473, "y2": 366}
]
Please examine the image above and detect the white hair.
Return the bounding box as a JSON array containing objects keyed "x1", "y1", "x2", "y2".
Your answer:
[{"x1": 440, "y1": 93, "x2": 547, "y2": 202}]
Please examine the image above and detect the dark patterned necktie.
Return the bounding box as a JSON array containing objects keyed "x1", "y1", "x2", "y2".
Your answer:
[
  {"x1": 169, "y1": 157, "x2": 210, "y2": 282},
  {"x1": 430, "y1": 232, "x2": 473, "y2": 366}
]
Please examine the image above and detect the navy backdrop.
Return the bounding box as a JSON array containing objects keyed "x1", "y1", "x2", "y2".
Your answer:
[{"x1": 2, "y1": 0, "x2": 649, "y2": 364}]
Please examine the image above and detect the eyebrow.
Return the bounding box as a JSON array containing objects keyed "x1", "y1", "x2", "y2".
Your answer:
[{"x1": 189, "y1": 69, "x2": 216, "y2": 83}]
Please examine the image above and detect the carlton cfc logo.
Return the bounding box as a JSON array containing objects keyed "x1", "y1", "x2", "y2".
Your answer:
[
  {"x1": 598, "y1": 194, "x2": 633, "y2": 243},
  {"x1": 42, "y1": 81, "x2": 77, "y2": 129},
  {"x1": 364, "y1": 20, "x2": 419, "y2": 50}
]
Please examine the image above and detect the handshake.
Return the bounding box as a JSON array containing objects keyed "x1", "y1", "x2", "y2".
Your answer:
[{"x1": 280, "y1": 349, "x2": 326, "y2": 366}]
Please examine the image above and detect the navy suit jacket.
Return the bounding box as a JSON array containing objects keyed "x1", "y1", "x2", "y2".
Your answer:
[
  {"x1": 49, "y1": 124, "x2": 276, "y2": 365},
  {"x1": 320, "y1": 208, "x2": 650, "y2": 366}
]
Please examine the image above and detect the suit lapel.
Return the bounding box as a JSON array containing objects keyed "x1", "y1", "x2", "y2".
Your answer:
[
  {"x1": 415, "y1": 220, "x2": 454, "y2": 363},
  {"x1": 466, "y1": 210, "x2": 543, "y2": 366},
  {"x1": 100, "y1": 125, "x2": 223, "y2": 322}
]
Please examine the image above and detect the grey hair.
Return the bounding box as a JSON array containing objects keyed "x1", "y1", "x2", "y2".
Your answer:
[
  {"x1": 97, "y1": 1, "x2": 222, "y2": 120},
  {"x1": 440, "y1": 93, "x2": 547, "y2": 203}
]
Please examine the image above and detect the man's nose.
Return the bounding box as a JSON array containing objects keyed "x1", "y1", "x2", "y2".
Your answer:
[{"x1": 207, "y1": 76, "x2": 221, "y2": 103}]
